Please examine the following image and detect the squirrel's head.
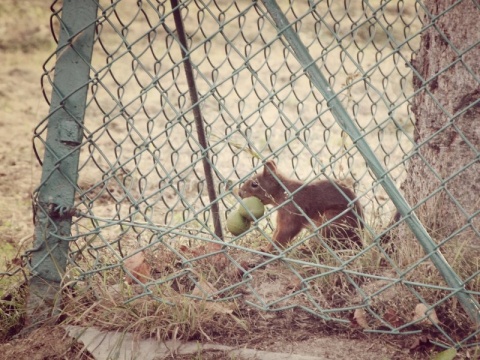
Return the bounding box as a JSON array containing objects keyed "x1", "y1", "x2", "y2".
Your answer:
[{"x1": 238, "y1": 160, "x2": 279, "y2": 205}]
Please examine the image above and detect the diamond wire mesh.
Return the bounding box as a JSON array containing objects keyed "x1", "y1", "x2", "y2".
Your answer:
[{"x1": 24, "y1": 0, "x2": 480, "y2": 349}]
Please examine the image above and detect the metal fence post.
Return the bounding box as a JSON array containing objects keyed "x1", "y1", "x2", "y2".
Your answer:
[{"x1": 28, "y1": 0, "x2": 98, "y2": 327}]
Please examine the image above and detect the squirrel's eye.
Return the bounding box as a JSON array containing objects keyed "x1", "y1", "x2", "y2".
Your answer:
[{"x1": 251, "y1": 181, "x2": 258, "y2": 188}]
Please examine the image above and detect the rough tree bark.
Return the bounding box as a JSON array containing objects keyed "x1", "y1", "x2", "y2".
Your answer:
[{"x1": 400, "y1": 0, "x2": 480, "y2": 250}]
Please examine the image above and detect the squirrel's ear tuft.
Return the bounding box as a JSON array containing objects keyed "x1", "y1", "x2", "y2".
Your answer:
[{"x1": 264, "y1": 160, "x2": 277, "y2": 175}]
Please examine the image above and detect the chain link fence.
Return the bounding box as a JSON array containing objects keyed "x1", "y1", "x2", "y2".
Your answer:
[{"x1": 15, "y1": 0, "x2": 480, "y2": 351}]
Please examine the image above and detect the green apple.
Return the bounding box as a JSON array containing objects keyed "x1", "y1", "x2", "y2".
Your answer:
[
  {"x1": 226, "y1": 210, "x2": 251, "y2": 236},
  {"x1": 238, "y1": 196, "x2": 265, "y2": 221}
]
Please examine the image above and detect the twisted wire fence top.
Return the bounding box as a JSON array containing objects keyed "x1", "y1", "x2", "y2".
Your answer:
[{"x1": 26, "y1": 0, "x2": 480, "y2": 349}]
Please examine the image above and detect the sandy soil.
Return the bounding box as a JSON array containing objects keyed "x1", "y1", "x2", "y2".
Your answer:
[{"x1": 0, "y1": 1, "x2": 50, "y2": 272}]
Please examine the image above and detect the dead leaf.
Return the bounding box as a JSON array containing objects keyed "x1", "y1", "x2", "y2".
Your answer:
[
  {"x1": 383, "y1": 307, "x2": 404, "y2": 328},
  {"x1": 286, "y1": 277, "x2": 302, "y2": 293},
  {"x1": 190, "y1": 274, "x2": 219, "y2": 299},
  {"x1": 203, "y1": 302, "x2": 248, "y2": 332},
  {"x1": 409, "y1": 334, "x2": 431, "y2": 350},
  {"x1": 353, "y1": 308, "x2": 370, "y2": 329},
  {"x1": 431, "y1": 348, "x2": 457, "y2": 360},
  {"x1": 205, "y1": 242, "x2": 223, "y2": 253},
  {"x1": 203, "y1": 301, "x2": 233, "y2": 315},
  {"x1": 413, "y1": 303, "x2": 440, "y2": 325},
  {"x1": 124, "y1": 252, "x2": 151, "y2": 284}
]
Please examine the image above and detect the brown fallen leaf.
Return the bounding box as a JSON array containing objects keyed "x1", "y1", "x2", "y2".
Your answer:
[
  {"x1": 413, "y1": 303, "x2": 440, "y2": 326},
  {"x1": 409, "y1": 334, "x2": 431, "y2": 350},
  {"x1": 191, "y1": 277, "x2": 219, "y2": 299},
  {"x1": 203, "y1": 301, "x2": 234, "y2": 315},
  {"x1": 124, "y1": 252, "x2": 151, "y2": 284},
  {"x1": 353, "y1": 308, "x2": 370, "y2": 329},
  {"x1": 384, "y1": 307, "x2": 404, "y2": 328},
  {"x1": 286, "y1": 276, "x2": 302, "y2": 293}
]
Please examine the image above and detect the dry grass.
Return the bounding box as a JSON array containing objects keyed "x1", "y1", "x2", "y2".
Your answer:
[
  {"x1": 2, "y1": 222, "x2": 478, "y2": 358},
  {"x1": 54, "y1": 220, "x2": 479, "y2": 347},
  {"x1": 61, "y1": 282, "x2": 248, "y2": 343}
]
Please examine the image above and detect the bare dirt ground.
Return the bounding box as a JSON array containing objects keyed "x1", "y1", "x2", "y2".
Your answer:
[
  {"x1": 0, "y1": 1, "x2": 447, "y2": 359},
  {"x1": 0, "y1": 2, "x2": 48, "y2": 275}
]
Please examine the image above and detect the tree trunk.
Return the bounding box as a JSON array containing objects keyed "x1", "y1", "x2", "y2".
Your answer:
[{"x1": 400, "y1": 0, "x2": 480, "y2": 250}]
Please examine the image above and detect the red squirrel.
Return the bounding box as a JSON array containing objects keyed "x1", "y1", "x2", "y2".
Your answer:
[{"x1": 239, "y1": 160, "x2": 364, "y2": 251}]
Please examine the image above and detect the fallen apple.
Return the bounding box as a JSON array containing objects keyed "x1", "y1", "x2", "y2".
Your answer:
[
  {"x1": 226, "y1": 210, "x2": 251, "y2": 236},
  {"x1": 238, "y1": 196, "x2": 265, "y2": 221}
]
